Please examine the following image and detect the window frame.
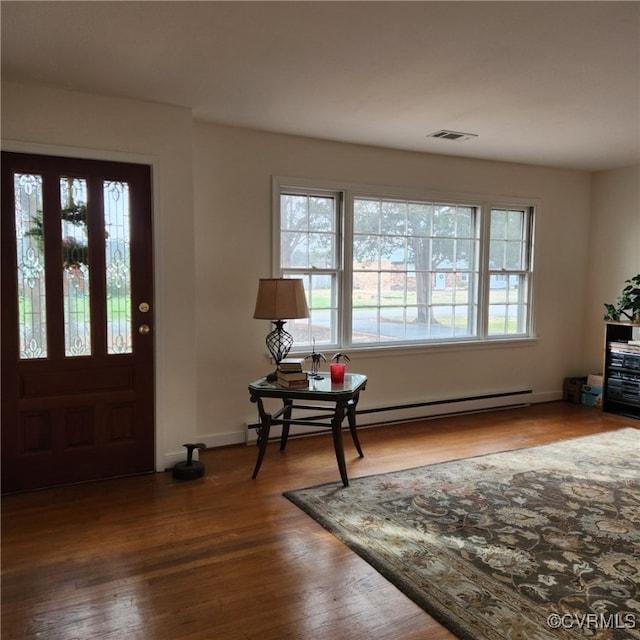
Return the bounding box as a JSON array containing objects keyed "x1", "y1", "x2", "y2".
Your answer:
[
  {"x1": 276, "y1": 186, "x2": 344, "y2": 347},
  {"x1": 273, "y1": 177, "x2": 537, "y2": 353},
  {"x1": 482, "y1": 205, "x2": 536, "y2": 338}
]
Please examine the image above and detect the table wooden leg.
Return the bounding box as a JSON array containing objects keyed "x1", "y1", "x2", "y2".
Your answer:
[
  {"x1": 280, "y1": 399, "x2": 293, "y2": 451},
  {"x1": 251, "y1": 397, "x2": 272, "y2": 479},
  {"x1": 332, "y1": 400, "x2": 349, "y2": 487},
  {"x1": 347, "y1": 392, "x2": 364, "y2": 458}
]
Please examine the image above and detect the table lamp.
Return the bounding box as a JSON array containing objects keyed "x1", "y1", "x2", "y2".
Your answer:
[{"x1": 253, "y1": 278, "x2": 310, "y2": 380}]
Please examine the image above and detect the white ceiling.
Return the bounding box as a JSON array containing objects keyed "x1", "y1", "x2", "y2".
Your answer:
[{"x1": 2, "y1": 1, "x2": 639, "y2": 171}]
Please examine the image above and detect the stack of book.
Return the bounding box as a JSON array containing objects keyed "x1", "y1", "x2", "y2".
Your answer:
[
  {"x1": 276, "y1": 358, "x2": 308, "y2": 388},
  {"x1": 610, "y1": 340, "x2": 640, "y2": 353}
]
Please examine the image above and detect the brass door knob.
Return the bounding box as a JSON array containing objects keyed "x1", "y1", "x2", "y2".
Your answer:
[{"x1": 138, "y1": 324, "x2": 151, "y2": 335}]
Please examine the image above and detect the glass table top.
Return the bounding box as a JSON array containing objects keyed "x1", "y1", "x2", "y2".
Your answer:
[{"x1": 249, "y1": 372, "x2": 367, "y2": 396}]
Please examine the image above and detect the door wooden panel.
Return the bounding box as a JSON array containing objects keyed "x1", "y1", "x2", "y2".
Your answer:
[{"x1": 1, "y1": 152, "x2": 155, "y2": 493}]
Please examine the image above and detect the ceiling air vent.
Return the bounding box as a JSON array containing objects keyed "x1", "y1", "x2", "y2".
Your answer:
[{"x1": 428, "y1": 130, "x2": 478, "y2": 142}]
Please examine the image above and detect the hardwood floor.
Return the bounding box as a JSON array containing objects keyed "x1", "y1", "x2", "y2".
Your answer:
[{"x1": 1, "y1": 402, "x2": 634, "y2": 640}]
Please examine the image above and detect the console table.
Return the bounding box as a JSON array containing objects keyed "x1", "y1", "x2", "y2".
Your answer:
[{"x1": 248, "y1": 373, "x2": 367, "y2": 486}]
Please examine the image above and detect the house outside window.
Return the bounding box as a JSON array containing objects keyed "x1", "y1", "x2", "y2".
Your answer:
[{"x1": 275, "y1": 179, "x2": 535, "y2": 352}]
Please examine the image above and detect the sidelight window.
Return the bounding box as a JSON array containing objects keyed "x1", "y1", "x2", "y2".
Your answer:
[
  {"x1": 104, "y1": 180, "x2": 133, "y2": 355},
  {"x1": 60, "y1": 176, "x2": 91, "y2": 356},
  {"x1": 14, "y1": 173, "x2": 48, "y2": 359}
]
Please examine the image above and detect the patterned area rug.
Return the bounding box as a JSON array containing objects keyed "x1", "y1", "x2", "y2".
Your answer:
[{"x1": 284, "y1": 429, "x2": 640, "y2": 640}]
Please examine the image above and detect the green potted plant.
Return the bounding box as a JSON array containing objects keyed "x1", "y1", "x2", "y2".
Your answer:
[{"x1": 604, "y1": 274, "x2": 640, "y2": 322}]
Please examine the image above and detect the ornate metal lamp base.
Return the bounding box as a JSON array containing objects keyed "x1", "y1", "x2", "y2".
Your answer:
[{"x1": 265, "y1": 320, "x2": 293, "y2": 378}]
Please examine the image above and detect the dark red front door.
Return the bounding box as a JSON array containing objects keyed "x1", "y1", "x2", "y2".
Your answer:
[{"x1": 1, "y1": 152, "x2": 155, "y2": 493}]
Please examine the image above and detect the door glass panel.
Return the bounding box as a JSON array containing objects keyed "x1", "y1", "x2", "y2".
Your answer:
[
  {"x1": 14, "y1": 173, "x2": 47, "y2": 359},
  {"x1": 61, "y1": 177, "x2": 91, "y2": 356},
  {"x1": 104, "y1": 181, "x2": 132, "y2": 354}
]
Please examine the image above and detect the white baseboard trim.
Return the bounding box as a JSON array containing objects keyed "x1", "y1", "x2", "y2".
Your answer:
[
  {"x1": 162, "y1": 431, "x2": 247, "y2": 470},
  {"x1": 163, "y1": 449, "x2": 194, "y2": 471}
]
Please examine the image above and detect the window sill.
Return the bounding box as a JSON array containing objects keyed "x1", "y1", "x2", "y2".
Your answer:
[{"x1": 290, "y1": 336, "x2": 539, "y2": 360}]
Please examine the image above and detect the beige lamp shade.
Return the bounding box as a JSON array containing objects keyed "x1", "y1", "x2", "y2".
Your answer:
[{"x1": 253, "y1": 278, "x2": 310, "y2": 320}]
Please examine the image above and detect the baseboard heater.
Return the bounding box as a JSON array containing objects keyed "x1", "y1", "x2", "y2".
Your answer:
[{"x1": 245, "y1": 389, "x2": 533, "y2": 444}]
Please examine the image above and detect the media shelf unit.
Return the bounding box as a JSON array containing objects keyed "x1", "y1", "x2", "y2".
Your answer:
[{"x1": 603, "y1": 321, "x2": 640, "y2": 420}]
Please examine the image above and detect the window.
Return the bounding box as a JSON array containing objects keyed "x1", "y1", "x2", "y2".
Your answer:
[
  {"x1": 487, "y1": 208, "x2": 533, "y2": 336},
  {"x1": 276, "y1": 180, "x2": 535, "y2": 351},
  {"x1": 279, "y1": 189, "x2": 341, "y2": 346},
  {"x1": 352, "y1": 198, "x2": 479, "y2": 343}
]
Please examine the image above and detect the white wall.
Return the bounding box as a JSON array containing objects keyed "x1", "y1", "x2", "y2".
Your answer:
[
  {"x1": 193, "y1": 123, "x2": 594, "y2": 444},
  {"x1": 3, "y1": 81, "x2": 610, "y2": 463},
  {"x1": 583, "y1": 165, "x2": 640, "y2": 373},
  {"x1": 1, "y1": 81, "x2": 198, "y2": 469}
]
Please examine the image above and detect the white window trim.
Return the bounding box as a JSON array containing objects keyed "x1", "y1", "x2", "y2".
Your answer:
[{"x1": 273, "y1": 176, "x2": 539, "y2": 353}]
